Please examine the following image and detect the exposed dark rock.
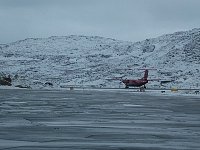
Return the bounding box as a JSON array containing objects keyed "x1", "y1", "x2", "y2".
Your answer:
[
  {"x1": 44, "y1": 82, "x2": 53, "y2": 86},
  {"x1": 0, "y1": 75, "x2": 12, "y2": 86},
  {"x1": 15, "y1": 85, "x2": 31, "y2": 89}
]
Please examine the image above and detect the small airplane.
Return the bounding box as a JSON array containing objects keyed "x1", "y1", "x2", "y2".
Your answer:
[
  {"x1": 109, "y1": 68, "x2": 158, "y2": 89},
  {"x1": 122, "y1": 69, "x2": 150, "y2": 88}
]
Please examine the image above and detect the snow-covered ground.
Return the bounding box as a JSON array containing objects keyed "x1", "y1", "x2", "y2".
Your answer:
[
  {"x1": 0, "y1": 28, "x2": 200, "y2": 89},
  {"x1": 1, "y1": 85, "x2": 199, "y2": 97},
  {"x1": 0, "y1": 89, "x2": 200, "y2": 149}
]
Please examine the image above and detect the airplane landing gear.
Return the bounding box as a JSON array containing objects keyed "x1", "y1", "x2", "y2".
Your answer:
[{"x1": 139, "y1": 86, "x2": 145, "y2": 92}]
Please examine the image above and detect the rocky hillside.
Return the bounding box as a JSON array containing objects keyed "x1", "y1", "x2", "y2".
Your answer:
[{"x1": 0, "y1": 28, "x2": 200, "y2": 89}]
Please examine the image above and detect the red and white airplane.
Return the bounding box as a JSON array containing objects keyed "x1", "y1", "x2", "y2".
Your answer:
[
  {"x1": 108, "y1": 68, "x2": 158, "y2": 89},
  {"x1": 122, "y1": 69, "x2": 150, "y2": 88}
]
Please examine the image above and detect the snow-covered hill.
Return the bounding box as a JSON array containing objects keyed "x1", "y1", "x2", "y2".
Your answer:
[{"x1": 0, "y1": 28, "x2": 200, "y2": 89}]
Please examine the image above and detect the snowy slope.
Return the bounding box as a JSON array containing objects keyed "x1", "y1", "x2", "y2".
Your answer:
[{"x1": 0, "y1": 28, "x2": 200, "y2": 89}]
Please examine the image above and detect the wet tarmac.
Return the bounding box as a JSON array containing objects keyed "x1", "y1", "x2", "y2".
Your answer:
[{"x1": 0, "y1": 89, "x2": 200, "y2": 150}]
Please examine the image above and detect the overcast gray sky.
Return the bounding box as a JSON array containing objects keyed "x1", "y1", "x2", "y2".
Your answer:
[{"x1": 0, "y1": 0, "x2": 200, "y2": 44}]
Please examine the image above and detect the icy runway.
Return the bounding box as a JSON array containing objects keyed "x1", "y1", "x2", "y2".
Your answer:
[{"x1": 0, "y1": 89, "x2": 200, "y2": 150}]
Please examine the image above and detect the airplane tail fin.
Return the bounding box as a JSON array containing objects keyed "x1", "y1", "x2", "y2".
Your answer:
[{"x1": 142, "y1": 70, "x2": 148, "y2": 80}]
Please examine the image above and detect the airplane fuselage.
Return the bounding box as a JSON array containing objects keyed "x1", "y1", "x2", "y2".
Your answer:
[{"x1": 122, "y1": 79, "x2": 148, "y2": 87}]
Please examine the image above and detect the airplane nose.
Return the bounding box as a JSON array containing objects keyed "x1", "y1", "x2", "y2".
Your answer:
[{"x1": 122, "y1": 80, "x2": 128, "y2": 83}]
